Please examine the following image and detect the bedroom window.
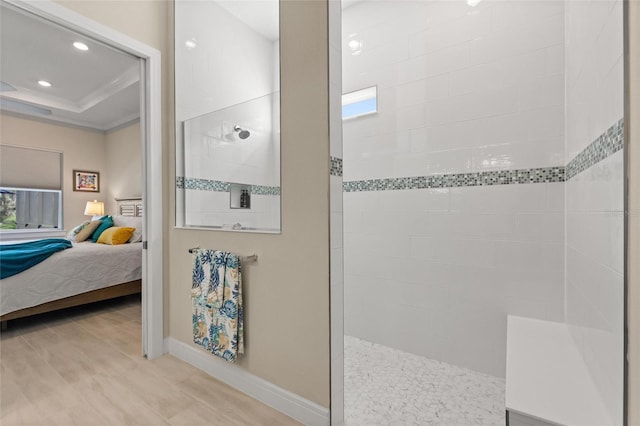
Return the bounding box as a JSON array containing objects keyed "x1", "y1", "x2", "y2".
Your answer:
[
  {"x1": 0, "y1": 146, "x2": 63, "y2": 237},
  {"x1": 0, "y1": 188, "x2": 62, "y2": 230}
]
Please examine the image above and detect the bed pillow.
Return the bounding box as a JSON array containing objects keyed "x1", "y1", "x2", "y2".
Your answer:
[
  {"x1": 75, "y1": 220, "x2": 102, "y2": 243},
  {"x1": 66, "y1": 221, "x2": 90, "y2": 241},
  {"x1": 113, "y1": 215, "x2": 142, "y2": 243},
  {"x1": 90, "y1": 215, "x2": 114, "y2": 242},
  {"x1": 97, "y1": 226, "x2": 135, "y2": 245}
]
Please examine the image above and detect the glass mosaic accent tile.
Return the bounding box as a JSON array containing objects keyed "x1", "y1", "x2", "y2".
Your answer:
[
  {"x1": 250, "y1": 185, "x2": 281, "y2": 196},
  {"x1": 343, "y1": 166, "x2": 565, "y2": 192},
  {"x1": 179, "y1": 118, "x2": 622, "y2": 196},
  {"x1": 566, "y1": 118, "x2": 624, "y2": 180},
  {"x1": 331, "y1": 157, "x2": 343, "y2": 177},
  {"x1": 176, "y1": 177, "x2": 280, "y2": 195}
]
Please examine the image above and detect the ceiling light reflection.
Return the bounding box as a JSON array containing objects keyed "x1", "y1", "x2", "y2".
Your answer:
[{"x1": 73, "y1": 41, "x2": 89, "y2": 51}]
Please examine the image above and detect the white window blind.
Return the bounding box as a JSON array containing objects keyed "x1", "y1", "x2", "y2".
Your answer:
[{"x1": 0, "y1": 145, "x2": 62, "y2": 190}]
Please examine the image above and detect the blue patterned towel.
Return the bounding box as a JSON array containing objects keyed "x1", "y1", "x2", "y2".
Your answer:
[{"x1": 192, "y1": 250, "x2": 244, "y2": 362}]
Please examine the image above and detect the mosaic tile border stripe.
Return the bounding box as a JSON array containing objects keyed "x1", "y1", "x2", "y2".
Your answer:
[
  {"x1": 176, "y1": 177, "x2": 280, "y2": 196},
  {"x1": 343, "y1": 166, "x2": 565, "y2": 192},
  {"x1": 566, "y1": 118, "x2": 624, "y2": 180},
  {"x1": 178, "y1": 119, "x2": 623, "y2": 195},
  {"x1": 331, "y1": 156, "x2": 343, "y2": 177}
]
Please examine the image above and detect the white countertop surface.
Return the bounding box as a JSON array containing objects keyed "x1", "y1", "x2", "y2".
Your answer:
[{"x1": 505, "y1": 316, "x2": 612, "y2": 426}]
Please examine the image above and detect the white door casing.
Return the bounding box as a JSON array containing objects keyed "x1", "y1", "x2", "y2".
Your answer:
[{"x1": 3, "y1": 0, "x2": 164, "y2": 358}]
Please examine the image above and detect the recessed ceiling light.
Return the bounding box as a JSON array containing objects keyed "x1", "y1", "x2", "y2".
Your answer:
[
  {"x1": 467, "y1": 0, "x2": 482, "y2": 6},
  {"x1": 38, "y1": 80, "x2": 52, "y2": 87},
  {"x1": 73, "y1": 41, "x2": 89, "y2": 51},
  {"x1": 185, "y1": 38, "x2": 197, "y2": 50}
]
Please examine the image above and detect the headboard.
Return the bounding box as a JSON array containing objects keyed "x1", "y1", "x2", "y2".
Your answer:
[{"x1": 115, "y1": 197, "x2": 143, "y2": 217}]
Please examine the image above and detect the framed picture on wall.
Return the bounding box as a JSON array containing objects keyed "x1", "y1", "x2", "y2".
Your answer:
[{"x1": 73, "y1": 170, "x2": 100, "y2": 192}]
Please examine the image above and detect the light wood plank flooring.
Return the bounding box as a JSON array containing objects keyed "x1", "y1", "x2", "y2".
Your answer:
[{"x1": 0, "y1": 296, "x2": 300, "y2": 426}]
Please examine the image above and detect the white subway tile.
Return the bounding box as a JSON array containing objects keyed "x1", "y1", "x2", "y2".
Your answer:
[
  {"x1": 595, "y1": 1, "x2": 623, "y2": 80},
  {"x1": 450, "y1": 184, "x2": 547, "y2": 213},
  {"x1": 410, "y1": 237, "x2": 498, "y2": 268},
  {"x1": 469, "y1": 14, "x2": 563, "y2": 67},
  {"x1": 494, "y1": 241, "x2": 564, "y2": 282},
  {"x1": 344, "y1": 231, "x2": 411, "y2": 258},
  {"x1": 425, "y1": 85, "x2": 520, "y2": 126},
  {"x1": 344, "y1": 191, "x2": 378, "y2": 211},
  {"x1": 424, "y1": 43, "x2": 473, "y2": 78},
  {"x1": 491, "y1": 1, "x2": 564, "y2": 33},
  {"x1": 420, "y1": 149, "x2": 472, "y2": 175},
  {"x1": 517, "y1": 212, "x2": 564, "y2": 242},
  {"x1": 546, "y1": 44, "x2": 565, "y2": 75},
  {"x1": 330, "y1": 176, "x2": 343, "y2": 213},
  {"x1": 518, "y1": 105, "x2": 565, "y2": 141},
  {"x1": 376, "y1": 188, "x2": 450, "y2": 212},
  {"x1": 331, "y1": 212, "x2": 343, "y2": 250},
  {"x1": 393, "y1": 55, "x2": 428, "y2": 85},
  {"x1": 449, "y1": 49, "x2": 547, "y2": 97},
  {"x1": 393, "y1": 79, "x2": 428, "y2": 109},
  {"x1": 545, "y1": 183, "x2": 565, "y2": 212},
  {"x1": 471, "y1": 138, "x2": 564, "y2": 172},
  {"x1": 361, "y1": 209, "x2": 417, "y2": 236},
  {"x1": 408, "y1": 7, "x2": 490, "y2": 57},
  {"x1": 435, "y1": 299, "x2": 507, "y2": 377},
  {"x1": 343, "y1": 252, "x2": 388, "y2": 279},
  {"x1": 519, "y1": 74, "x2": 565, "y2": 111}
]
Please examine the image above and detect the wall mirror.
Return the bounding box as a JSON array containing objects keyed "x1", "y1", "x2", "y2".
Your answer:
[{"x1": 175, "y1": 0, "x2": 280, "y2": 233}]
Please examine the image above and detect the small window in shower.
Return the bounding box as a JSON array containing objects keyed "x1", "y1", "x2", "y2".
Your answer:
[{"x1": 342, "y1": 85, "x2": 377, "y2": 120}]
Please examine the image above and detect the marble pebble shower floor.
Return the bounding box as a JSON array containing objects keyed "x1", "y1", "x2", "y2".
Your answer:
[{"x1": 344, "y1": 336, "x2": 505, "y2": 426}]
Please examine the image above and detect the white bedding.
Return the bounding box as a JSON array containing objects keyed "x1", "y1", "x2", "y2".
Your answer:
[{"x1": 0, "y1": 241, "x2": 142, "y2": 316}]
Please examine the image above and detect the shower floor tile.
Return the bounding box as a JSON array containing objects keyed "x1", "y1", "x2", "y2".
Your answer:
[{"x1": 344, "y1": 336, "x2": 505, "y2": 426}]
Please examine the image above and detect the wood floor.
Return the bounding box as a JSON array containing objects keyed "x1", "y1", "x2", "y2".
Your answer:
[{"x1": 0, "y1": 296, "x2": 300, "y2": 426}]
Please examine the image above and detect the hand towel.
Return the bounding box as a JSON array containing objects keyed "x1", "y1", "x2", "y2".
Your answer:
[{"x1": 192, "y1": 250, "x2": 244, "y2": 362}]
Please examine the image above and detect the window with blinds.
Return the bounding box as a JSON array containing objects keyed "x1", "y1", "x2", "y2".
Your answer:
[{"x1": 0, "y1": 146, "x2": 63, "y2": 233}]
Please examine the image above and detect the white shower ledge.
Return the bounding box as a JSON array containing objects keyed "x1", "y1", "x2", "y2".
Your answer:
[{"x1": 506, "y1": 316, "x2": 612, "y2": 426}]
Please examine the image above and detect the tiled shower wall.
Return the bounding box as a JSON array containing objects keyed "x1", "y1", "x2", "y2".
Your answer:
[
  {"x1": 342, "y1": 1, "x2": 566, "y2": 377},
  {"x1": 565, "y1": 0, "x2": 624, "y2": 423}
]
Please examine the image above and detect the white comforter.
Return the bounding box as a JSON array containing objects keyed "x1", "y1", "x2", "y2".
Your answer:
[{"x1": 1, "y1": 241, "x2": 142, "y2": 316}]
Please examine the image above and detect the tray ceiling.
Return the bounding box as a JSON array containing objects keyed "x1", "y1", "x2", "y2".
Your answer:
[{"x1": 0, "y1": 4, "x2": 140, "y2": 132}]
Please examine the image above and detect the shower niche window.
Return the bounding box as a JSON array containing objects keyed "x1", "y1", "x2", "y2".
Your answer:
[{"x1": 175, "y1": 0, "x2": 280, "y2": 233}]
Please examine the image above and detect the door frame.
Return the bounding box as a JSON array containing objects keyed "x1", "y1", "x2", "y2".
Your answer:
[{"x1": 4, "y1": 0, "x2": 164, "y2": 358}]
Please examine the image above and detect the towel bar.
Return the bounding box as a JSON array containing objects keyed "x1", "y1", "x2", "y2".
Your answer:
[{"x1": 188, "y1": 247, "x2": 258, "y2": 263}]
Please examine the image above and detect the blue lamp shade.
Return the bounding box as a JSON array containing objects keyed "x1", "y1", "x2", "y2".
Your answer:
[{"x1": 84, "y1": 200, "x2": 104, "y2": 216}]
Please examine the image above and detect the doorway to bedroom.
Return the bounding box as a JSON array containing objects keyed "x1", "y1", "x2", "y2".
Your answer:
[{"x1": 0, "y1": 0, "x2": 163, "y2": 358}]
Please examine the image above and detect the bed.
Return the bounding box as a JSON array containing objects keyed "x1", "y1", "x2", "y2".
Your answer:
[{"x1": 0, "y1": 198, "x2": 143, "y2": 323}]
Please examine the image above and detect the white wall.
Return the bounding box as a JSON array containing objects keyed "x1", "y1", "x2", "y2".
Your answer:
[
  {"x1": 0, "y1": 113, "x2": 107, "y2": 231},
  {"x1": 0, "y1": 115, "x2": 143, "y2": 230},
  {"x1": 105, "y1": 122, "x2": 142, "y2": 215},
  {"x1": 343, "y1": 0, "x2": 565, "y2": 377},
  {"x1": 170, "y1": 0, "x2": 334, "y2": 408},
  {"x1": 60, "y1": 0, "x2": 334, "y2": 409},
  {"x1": 564, "y1": 1, "x2": 624, "y2": 424}
]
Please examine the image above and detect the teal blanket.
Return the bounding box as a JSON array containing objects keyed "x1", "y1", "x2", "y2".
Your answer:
[{"x1": 0, "y1": 238, "x2": 73, "y2": 279}]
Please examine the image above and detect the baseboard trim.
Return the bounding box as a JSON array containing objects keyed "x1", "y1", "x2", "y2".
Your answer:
[{"x1": 164, "y1": 337, "x2": 330, "y2": 426}]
